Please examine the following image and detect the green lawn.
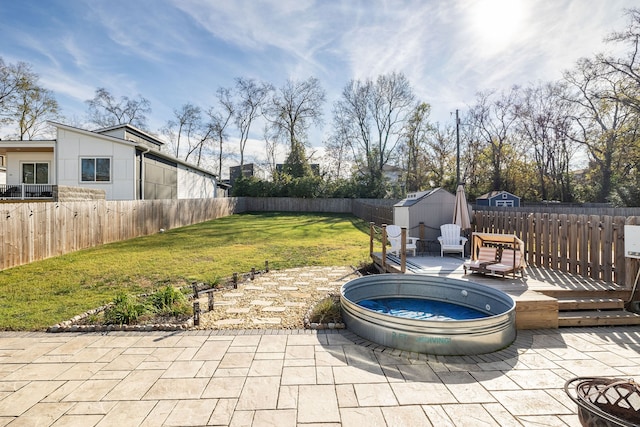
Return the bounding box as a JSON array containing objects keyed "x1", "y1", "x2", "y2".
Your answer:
[{"x1": 0, "y1": 212, "x2": 372, "y2": 331}]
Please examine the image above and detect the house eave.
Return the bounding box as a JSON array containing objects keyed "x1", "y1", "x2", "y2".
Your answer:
[{"x1": 0, "y1": 141, "x2": 56, "y2": 155}]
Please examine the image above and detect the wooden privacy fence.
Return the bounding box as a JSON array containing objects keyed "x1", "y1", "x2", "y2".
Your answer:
[
  {"x1": 351, "y1": 199, "x2": 396, "y2": 226},
  {"x1": 244, "y1": 197, "x2": 353, "y2": 213},
  {"x1": 473, "y1": 210, "x2": 640, "y2": 287},
  {"x1": 0, "y1": 198, "x2": 243, "y2": 270}
]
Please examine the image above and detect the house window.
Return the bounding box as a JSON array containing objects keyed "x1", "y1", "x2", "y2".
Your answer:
[
  {"x1": 81, "y1": 158, "x2": 111, "y2": 182},
  {"x1": 22, "y1": 162, "x2": 49, "y2": 184}
]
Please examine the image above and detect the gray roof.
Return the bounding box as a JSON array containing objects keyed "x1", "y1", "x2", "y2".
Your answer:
[
  {"x1": 394, "y1": 188, "x2": 441, "y2": 207},
  {"x1": 477, "y1": 190, "x2": 520, "y2": 200}
]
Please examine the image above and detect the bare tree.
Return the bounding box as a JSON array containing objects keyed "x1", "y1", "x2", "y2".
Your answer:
[
  {"x1": 163, "y1": 103, "x2": 202, "y2": 158},
  {"x1": 564, "y1": 57, "x2": 636, "y2": 203},
  {"x1": 0, "y1": 58, "x2": 59, "y2": 139},
  {"x1": 0, "y1": 58, "x2": 31, "y2": 123},
  {"x1": 233, "y1": 78, "x2": 272, "y2": 169},
  {"x1": 370, "y1": 72, "x2": 415, "y2": 171},
  {"x1": 331, "y1": 72, "x2": 415, "y2": 195},
  {"x1": 208, "y1": 87, "x2": 235, "y2": 179},
  {"x1": 515, "y1": 81, "x2": 576, "y2": 201},
  {"x1": 264, "y1": 77, "x2": 325, "y2": 151},
  {"x1": 467, "y1": 87, "x2": 520, "y2": 191},
  {"x1": 401, "y1": 102, "x2": 433, "y2": 192},
  {"x1": 16, "y1": 85, "x2": 59, "y2": 140},
  {"x1": 598, "y1": 8, "x2": 640, "y2": 114},
  {"x1": 86, "y1": 87, "x2": 151, "y2": 129},
  {"x1": 323, "y1": 131, "x2": 352, "y2": 181},
  {"x1": 424, "y1": 122, "x2": 456, "y2": 188}
]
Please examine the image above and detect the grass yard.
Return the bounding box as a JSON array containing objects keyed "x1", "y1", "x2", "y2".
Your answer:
[{"x1": 0, "y1": 212, "x2": 372, "y2": 331}]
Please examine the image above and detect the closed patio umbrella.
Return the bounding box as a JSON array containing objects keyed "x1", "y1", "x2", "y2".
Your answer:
[{"x1": 453, "y1": 184, "x2": 471, "y2": 230}]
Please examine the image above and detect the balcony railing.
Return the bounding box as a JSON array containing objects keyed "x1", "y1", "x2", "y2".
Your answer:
[{"x1": 0, "y1": 184, "x2": 54, "y2": 200}]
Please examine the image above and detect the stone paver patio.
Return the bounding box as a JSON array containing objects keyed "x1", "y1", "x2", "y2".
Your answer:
[{"x1": 1, "y1": 326, "x2": 639, "y2": 426}]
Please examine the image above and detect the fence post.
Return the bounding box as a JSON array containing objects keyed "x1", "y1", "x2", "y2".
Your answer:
[
  {"x1": 193, "y1": 301, "x2": 200, "y2": 326},
  {"x1": 369, "y1": 222, "x2": 375, "y2": 256},
  {"x1": 192, "y1": 282, "x2": 199, "y2": 298},
  {"x1": 625, "y1": 217, "x2": 640, "y2": 294},
  {"x1": 400, "y1": 227, "x2": 407, "y2": 273},
  {"x1": 208, "y1": 292, "x2": 214, "y2": 311},
  {"x1": 381, "y1": 224, "x2": 387, "y2": 270}
]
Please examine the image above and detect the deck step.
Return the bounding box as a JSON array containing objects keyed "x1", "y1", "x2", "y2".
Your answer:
[
  {"x1": 557, "y1": 297, "x2": 625, "y2": 311},
  {"x1": 558, "y1": 310, "x2": 640, "y2": 327},
  {"x1": 541, "y1": 289, "x2": 631, "y2": 300}
]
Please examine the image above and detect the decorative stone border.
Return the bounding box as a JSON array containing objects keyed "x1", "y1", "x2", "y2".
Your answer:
[{"x1": 46, "y1": 303, "x2": 194, "y2": 333}]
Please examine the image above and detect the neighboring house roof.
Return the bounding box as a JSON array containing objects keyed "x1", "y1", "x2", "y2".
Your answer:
[
  {"x1": 94, "y1": 123, "x2": 165, "y2": 151},
  {"x1": 394, "y1": 187, "x2": 443, "y2": 207},
  {"x1": 477, "y1": 190, "x2": 520, "y2": 200}
]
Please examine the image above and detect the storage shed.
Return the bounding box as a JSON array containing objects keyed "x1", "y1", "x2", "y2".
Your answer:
[
  {"x1": 393, "y1": 188, "x2": 456, "y2": 241},
  {"x1": 476, "y1": 190, "x2": 520, "y2": 207}
]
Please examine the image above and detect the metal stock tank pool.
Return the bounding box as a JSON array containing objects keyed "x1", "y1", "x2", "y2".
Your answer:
[{"x1": 340, "y1": 274, "x2": 516, "y2": 355}]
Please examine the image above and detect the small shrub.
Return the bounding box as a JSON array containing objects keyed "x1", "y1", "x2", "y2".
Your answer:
[
  {"x1": 84, "y1": 313, "x2": 100, "y2": 324},
  {"x1": 147, "y1": 285, "x2": 191, "y2": 318},
  {"x1": 309, "y1": 295, "x2": 342, "y2": 324},
  {"x1": 104, "y1": 293, "x2": 148, "y2": 325},
  {"x1": 148, "y1": 285, "x2": 186, "y2": 311}
]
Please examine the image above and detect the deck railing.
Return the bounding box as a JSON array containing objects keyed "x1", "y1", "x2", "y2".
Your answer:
[
  {"x1": 0, "y1": 184, "x2": 54, "y2": 200},
  {"x1": 473, "y1": 210, "x2": 636, "y2": 288},
  {"x1": 365, "y1": 205, "x2": 640, "y2": 289}
]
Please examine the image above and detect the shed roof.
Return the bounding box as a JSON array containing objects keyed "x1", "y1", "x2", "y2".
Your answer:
[
  {"x1": 477, "y1": 190, "x2": 520, "y2": 200},
  {"x1": 394, "y1": 187, "x2": 443, "y2": 207}
]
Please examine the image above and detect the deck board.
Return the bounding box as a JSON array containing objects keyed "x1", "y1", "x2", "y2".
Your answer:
[{"x1": 371, "y1": 252, "x2": 630, "y2": 330}]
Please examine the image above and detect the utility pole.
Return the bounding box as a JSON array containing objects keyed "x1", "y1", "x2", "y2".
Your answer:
[{"x1": 456, "y1": 109, "x2": 460, "y2": 185}]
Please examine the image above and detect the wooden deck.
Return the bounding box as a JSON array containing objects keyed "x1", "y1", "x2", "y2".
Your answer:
[{"x1": 371, "y1": 252, "x2": 640, "y2": 329}]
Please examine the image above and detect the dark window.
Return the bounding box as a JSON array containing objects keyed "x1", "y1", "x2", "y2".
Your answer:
[
  {"x1": 22, "y1": 163, "x2": 49, "y2": 184},
  {"x1": 81, "y1": 158, "x2": 111, "y2": 182}
]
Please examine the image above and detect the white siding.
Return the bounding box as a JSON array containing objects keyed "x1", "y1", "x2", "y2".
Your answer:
[
  {"x1": 393, "y1": 207, "x2": 410, "y2": 229},
  {"x1": 5, "y1": 152, "x2": 55, "y2": 185},
  {"x1": 177, "y1": 164, "x2": 216, "y2": 199},
  {"x1": 56, "y1": 128, "x2": 136, "y2": 200}
]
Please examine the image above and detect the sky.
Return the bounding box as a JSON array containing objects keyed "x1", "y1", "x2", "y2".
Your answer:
[{"x1": 1, "y1": 0, "x2": 637, "y2": 175}]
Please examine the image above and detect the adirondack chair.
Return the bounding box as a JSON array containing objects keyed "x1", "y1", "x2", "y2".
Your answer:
[
  {"x1": 385, "y1": 225, "x2": 418, "y2": 257},
  {"x1": 437, "y1": 224, "x2": 467, "y2": 257}
]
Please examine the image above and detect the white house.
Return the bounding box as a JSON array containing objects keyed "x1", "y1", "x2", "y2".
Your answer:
[{"x1": 0, "y1": 122, "x2": 228, "y2": 201}]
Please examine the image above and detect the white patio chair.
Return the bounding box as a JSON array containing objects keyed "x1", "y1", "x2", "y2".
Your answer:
[
  {"x1": 437, "y1": 224, "x2": 467, "y2": 257},
  {"x1": 386, "y1": 225, "x2": 418, "y2": 257}
]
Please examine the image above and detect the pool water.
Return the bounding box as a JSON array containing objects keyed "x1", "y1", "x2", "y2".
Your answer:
[{"x1": 357, "y1": 297, "x2": 489, "y2": 321}]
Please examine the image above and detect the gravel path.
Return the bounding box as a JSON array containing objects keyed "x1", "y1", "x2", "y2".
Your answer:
[{"x1": 194, "y1": 266, "x2": 361, "y2": 330}]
